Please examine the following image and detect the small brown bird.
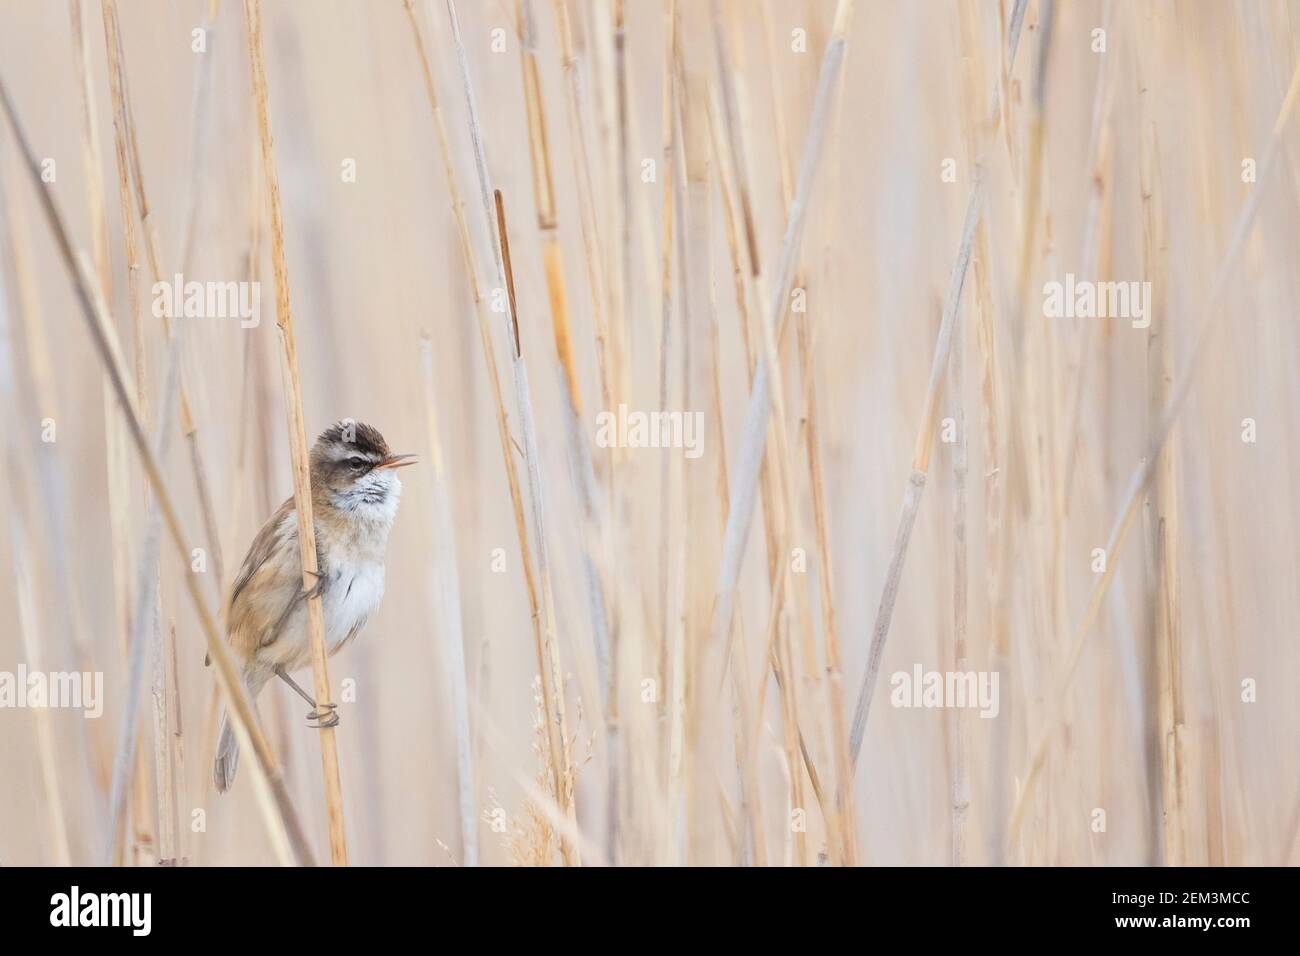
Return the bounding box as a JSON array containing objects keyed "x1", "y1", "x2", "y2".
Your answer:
[{"x1": 213, "y1": 420, "x2": 414, "y2": 792}]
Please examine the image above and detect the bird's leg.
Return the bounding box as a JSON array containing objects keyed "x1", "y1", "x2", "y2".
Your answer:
[
  {"x1": 274, "y1": 665, "x2": 316, "y2": 706},
  {"x1": 274, "y1": 665, "x2": 340, "y2": 728}
]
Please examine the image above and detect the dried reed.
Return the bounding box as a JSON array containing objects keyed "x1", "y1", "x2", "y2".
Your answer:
[{"x1": 243, "y1": 0, "x2": 349, "y2": 866}]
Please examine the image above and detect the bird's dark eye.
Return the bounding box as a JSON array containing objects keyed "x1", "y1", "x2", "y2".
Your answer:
[{"x1": 348, "y1": 456, "x2": 367, "y2": 471}]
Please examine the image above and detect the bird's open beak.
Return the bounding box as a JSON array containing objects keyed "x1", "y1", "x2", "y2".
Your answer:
[{"x1": 375, "y1": 453, "x2": 417, "y2": 470}]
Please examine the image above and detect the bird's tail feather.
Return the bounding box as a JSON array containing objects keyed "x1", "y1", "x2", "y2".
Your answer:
[{"x1": 214, "y1": 712, "x2": 240, "y2": 793}]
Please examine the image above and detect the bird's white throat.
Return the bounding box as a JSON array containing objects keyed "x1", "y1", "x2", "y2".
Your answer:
[{"x1": 332, "y1": 470, "x2": 402, "y2": 534}]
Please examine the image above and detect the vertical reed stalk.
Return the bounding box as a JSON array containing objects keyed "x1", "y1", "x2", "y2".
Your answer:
[
  {"x1": 699, "y1": 83, "x2": 782, "y2": 864},
  {"x1": 73, "y1": 0, "x2": 131, "y2": 851},
  {"x1": 420, "y1": 334, "x2": 479, "y2": 866},
  {"x1": 548, "y1": 0, "x2": 624, "y2": 863},
  {"x1": 521, "y1": 0, "x2": 614, "y2": 692},
  {"x1": 103, "y1": 320, "x2": 180, "y2": 866},
  {"x1": 244, "y1": 0, "x2": 349, "y2": 866},
  {"x1": 994, "y1": 0, "x2": 1055, "y2": 859},
  {"x1": 100, "y1": 0, "x2": 155, "y2": 866},
  {"x1": 151, "y1": 587, "x2": 179, "y2": 863},
  {"x1": 756, "y1": 0, "x2": 855, "y2": 862},
  {"x1": 109, "y1": 0, "x2": 227, "y2": 597},
  {"x1": 708, "y1": 0, "x2": 855, "y2": 708},
  {"x1": 165, "y1": 621, "x2": 186, "y2": 864},
  {"x1": 552, "y1": 0, "x2": 617, "y2": 416},
  {"x1": 400, "y1": 0, "x2": 567, "y2": 827},
  {"x1": 949, "y1": 275, "x2": 970, "y2": 868},
  {"x1": 444, "y1": 0, "x2": 581, "y2": 865},
  {"x1": 0, "y1": 195, "x2": 71, "y2": 865},
  {"x1": 950, "y1": 0, "x2": 989, "y2": 867},
  {"x1": 609, "y1": 0, "x2": 632, "y2": 411},
  {"x1": 400, "y1": 3, "x2": 574, "y2": 858},
  {"x1": 660, "y1": 3, "x2": 687, "y2": 865},
  {"x1": 707, "y1": 1, "x2": 833, "y2": 861},
  {"x1": 714, "y1": 3, "x2": 808, "y2": 866},
  {"x1": 1140, "y1": 80, "x2": 1185, "y2": 867},
  {"x1": 704, "y1": 68, "x2": 834, "y2": 861},
  {"x1": 516, "y1": 3, "x2": 610, "y2": 700}
]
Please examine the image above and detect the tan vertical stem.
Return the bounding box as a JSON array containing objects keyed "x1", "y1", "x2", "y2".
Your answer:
[
  {"x1": 244, "y1": 0, "x2": 348, "y2": 866},
  {"x1": 100, "y1": 0, "x2": 155, "y2": 866},
  {"x1": 400, "y1": 0, "x2": 566, "y2": 828},
  {"x1": 1139, "y1": 113, "x2": 1185, "y2": 866},
  {"x1": 518, "y1": 0, "x2": 620, "y2": 860},
  {"x1": 444, "y1": 0, "x2": 580, "y2": 865}
]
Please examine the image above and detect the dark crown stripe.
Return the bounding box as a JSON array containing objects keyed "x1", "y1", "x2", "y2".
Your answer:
[{"x1": 315, "y1": 420, "x2": 390, "y2": 459}]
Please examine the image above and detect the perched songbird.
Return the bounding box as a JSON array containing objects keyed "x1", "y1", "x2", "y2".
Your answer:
[{"x1": 213, "y1": 420, "x2": 415, "y2": 792}]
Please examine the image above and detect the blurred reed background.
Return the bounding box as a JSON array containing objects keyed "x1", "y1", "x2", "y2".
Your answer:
[{"x1": 0, "y1": 0, "x2": 1297, "y2": 866}]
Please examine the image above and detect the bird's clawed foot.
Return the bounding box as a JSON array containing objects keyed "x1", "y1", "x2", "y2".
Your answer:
[
  {"x1": 307, "y1": 702, "x2": 339, "y2": 729},
  {"x1": 275, "y1": 665, "x2": 341, "y2": 729},
  {"x1": 302, "y1": 569, "x2": 327, "y2": 600}
]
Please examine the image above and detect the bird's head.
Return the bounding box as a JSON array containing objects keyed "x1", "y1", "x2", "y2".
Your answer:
[{"x1": 309, "y1": 420, "x2": 415, "y2": 516}]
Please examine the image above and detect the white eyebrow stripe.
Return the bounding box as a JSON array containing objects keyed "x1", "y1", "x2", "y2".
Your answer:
[{"x1": 327, "y1": 444, "x2": 382, "y2": 462}]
